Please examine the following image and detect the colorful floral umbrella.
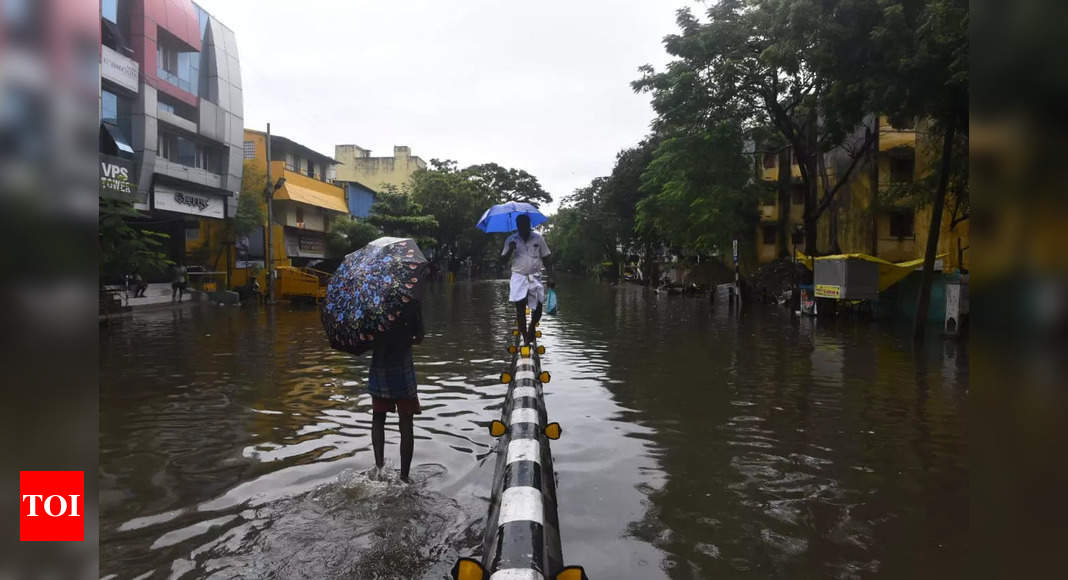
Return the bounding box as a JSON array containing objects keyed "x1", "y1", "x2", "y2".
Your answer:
[{"x1": 321, "y1": 237, "x2": 428, "y2": 355}]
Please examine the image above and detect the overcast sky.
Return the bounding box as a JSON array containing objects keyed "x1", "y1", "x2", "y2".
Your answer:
[{"x1": 195, "y1": 0, "x2": 696, "y2": 213}]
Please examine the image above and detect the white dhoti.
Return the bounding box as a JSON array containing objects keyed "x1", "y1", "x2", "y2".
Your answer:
[{"x1": 509, "y1": 272, "x2": 545, "y2": 308}]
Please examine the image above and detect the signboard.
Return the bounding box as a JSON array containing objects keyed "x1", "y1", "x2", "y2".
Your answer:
[
  {"x1": 101, "y1": 45, "x2": 139, "y2": 93},
  {"x1": 732, "y1": 239, "x2": 739, "y2": 264},
  {"x1": 815, "y1": 284, "x2": 842, "y2": 299},
  {"x1": 285, "y1": 228, "x2": 325, "y2": 258},
  {"x1": 153, "y1": 185, "x2": 225, "y2": 219},
  {"x1": 236, "y1": 228, "x2": 265, "y2": 269},
  {"x1": 99, "y1": 154, "x2": 137, "y2": 198}
]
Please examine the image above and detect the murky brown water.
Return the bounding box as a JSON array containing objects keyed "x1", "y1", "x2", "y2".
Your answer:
[{"x1": 100, "y1": 278, "x2": 967, "y2": 579}]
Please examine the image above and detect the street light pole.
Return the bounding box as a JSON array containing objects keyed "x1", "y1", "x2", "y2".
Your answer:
[{"x1": 265, "y1": 122, "x2": 274, "y2": 303}]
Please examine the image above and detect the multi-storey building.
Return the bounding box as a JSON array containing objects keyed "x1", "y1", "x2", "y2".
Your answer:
[
  {"x1": 754, "y1": 116, "x2": 968, "y2": 273},
  {"x1": 99, "y1": 0, "x2": 243, "y2": 272},
  {"x1": 333, "y1": 144, "x2": 427, "y2": 193},
  {"x1": 241, "y1": 129, "x2": 348, "y2": 274}
]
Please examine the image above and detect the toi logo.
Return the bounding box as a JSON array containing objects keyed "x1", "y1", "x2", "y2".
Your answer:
[{"x1": 19, "y1": 471, "x2": 84, "y2": 541}]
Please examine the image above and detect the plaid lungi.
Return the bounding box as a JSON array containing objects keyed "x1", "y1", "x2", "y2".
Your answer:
[{"x1": 368, "y1": 350, "x2": 418, "y2": 400}]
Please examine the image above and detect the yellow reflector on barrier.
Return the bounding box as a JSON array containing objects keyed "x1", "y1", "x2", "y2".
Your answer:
[
  {"x1": 451, "y1": 558, "x2": 486, "y2": 580},
  {"x1": 500, "y1": 372, "x2": 512, "y2": 384},
  {"x1": 520, "y1": 345, "x2": 531, "y2": 358},
  {"x1": 507, "y1": 345, "x2": 517, "y2": 354},
  {"x1": 512, "y1": 329, "x2": 519, "y2": 337},
  {"x1": 537, "y1": 345, "x2": 546, "y2": 355},
  {"x1": 555, "y1": 566, "x2": 588, "y2": 580},
  {"x1": 544, "y1": 422, "x2": 562, "y2": 440},
  {"x1": 539, "y1": 371, "x2": 551, "y2": 383},
  {"x1": 535, "y1": 330, "x2": 542, "y2": 338},
  {"x1": 490, "y1": 420, "x2": 507, "y2": 437}
]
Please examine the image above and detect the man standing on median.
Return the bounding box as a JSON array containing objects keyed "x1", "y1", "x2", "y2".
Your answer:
[{"x1": 501, "y1": 214, "x2": 551, "y2": 345}]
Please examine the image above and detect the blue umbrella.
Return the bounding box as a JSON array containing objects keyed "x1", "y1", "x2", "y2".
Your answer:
[{"x1": 476, "y1": 201, "x2": 547, "y2": 233}]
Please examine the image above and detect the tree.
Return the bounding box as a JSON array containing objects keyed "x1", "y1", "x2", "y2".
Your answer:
[
  {"x1": 366, "y1": 185, "x2": 438, "y2": 250},
  {"x1": 864, "y1": 0, "x2": 968, "y2": 338},
  {"x1": 235, "y1": 162, "x2": 266, "y2": 238},
  {"x1": 463, "y1": 162, "x2": 552, "y2": 206},
  {"x1": 636, "y1": 123, "x2": 757, "y2": 257},
  {"x1": 326, "y1": 215, "x2": 382, "y2": 257},
  {"x1": 633, "y1": 0, "x2": 879, "y2": 255},
  {"x1": 99, "y1": 197, "x2": 172, "y2": 282},
  {"x1": 409, "y1": 159, "x2": 553, "y2": 268}
]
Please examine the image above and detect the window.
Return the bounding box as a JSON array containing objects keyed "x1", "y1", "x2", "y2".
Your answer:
[
  {"x1": 889, "y1": 154, "x2": 915, "y2": 184},
  {"x1": 763, "y1": 152, "x2": 777, "y2": 169},
  {"x1": 156, "y1": 29, "x2": 199, "y2": 94},
  {"x1": 762, "y1": 225, "x2": 777, "y2": 245},
  {"x1": 243, "y1": 141, "x2": 256, "y2": 159},
  {"x1": 285, "y1": 152, "x2": 296, "y2": 171},
  {"x1": 791, "y1": 185, "x2": 805, "y2": 206},
  {"x1": 101, "y1": 0, "x2": 118, "y2": 23},
  {"x1": 158, "y1": 131, "x2": 223, "y2": 173},
  {"x1": 158, "y1": 101, "x2": 175, "y2": 116},
  {"x1": 306, "y1": 161, "x2": 315, "y2": 178},
  {"x1": 100, "y1": 90, "x2": 132, "y2": 145},
  {"x1": 295, "y1": 206, "x2": 304, "y2": 225},
  {"x1": 889, "y1": 210, "x2": 915, "y2": 238}
]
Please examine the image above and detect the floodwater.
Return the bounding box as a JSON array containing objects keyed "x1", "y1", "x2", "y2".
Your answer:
[{"x1": 100, "y1": 279, "x2": 967, "y2": 579}]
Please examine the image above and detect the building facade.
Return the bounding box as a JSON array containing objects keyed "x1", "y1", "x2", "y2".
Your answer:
[
  {"x1": 99, "y1": 0, "x2": 244, "y2": 274},
  {"x1": 754, "y1": 116, "x2": 969, "y2": 273},
  {"x1": 241, "y1": 129, "x2": 348, "y2": 279},
  {"x1": 333, "y1": 144, "x2": 426, "y2": 192}
]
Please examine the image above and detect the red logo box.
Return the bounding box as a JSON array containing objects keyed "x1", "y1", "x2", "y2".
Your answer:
[{"x1": 19, "y1": 471, "x2": 84, "y2": 541}]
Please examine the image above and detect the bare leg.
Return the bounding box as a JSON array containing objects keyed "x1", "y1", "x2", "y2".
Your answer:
[
  {"x1": 398, "y1": 413, "x2": 414, "y2": 482},
  {"x1": 514, "y1": 300, "x2": 528, "y2": 344},
  {"x1": 372, "y1": 411, "x2": 386, "y2": 469},
  {"x1": 528, "y1": 302, "x2": 543, "y2": 341}
]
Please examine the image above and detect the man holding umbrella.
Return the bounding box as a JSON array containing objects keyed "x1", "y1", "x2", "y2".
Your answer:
[
  {"x1": 501, "y1": 214, "x2": 552, "y2": 345},
  {"x1": 321, "y1": 237, "x2": 429, "y2": 482},
  {"x1": 477, "y1": 201, "x2": 553, "y2": 344}
]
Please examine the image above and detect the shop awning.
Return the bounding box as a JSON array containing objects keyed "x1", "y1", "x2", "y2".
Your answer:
[{"x1": 275, "y1": 182, "x2": 348, "y2": 213}]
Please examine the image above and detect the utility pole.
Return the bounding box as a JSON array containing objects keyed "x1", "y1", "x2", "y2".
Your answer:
[{"x1": 265, "y1": 122, "x2": 274, "y2": 303}]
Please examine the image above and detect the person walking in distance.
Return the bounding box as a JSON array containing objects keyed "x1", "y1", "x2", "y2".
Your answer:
[
  {"x1": 171, "y1": 262, "x2": 188, "y2": 303},
  {"x1": 501, "y1": 214, "x2": 551, "y2": 345}
]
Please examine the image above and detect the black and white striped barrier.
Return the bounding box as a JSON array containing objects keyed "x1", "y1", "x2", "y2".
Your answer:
[{"x1": 453, "y1": 330, "x2": 588, "y2": 580}]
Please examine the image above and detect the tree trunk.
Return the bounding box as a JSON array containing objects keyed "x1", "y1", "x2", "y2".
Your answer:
[
  {"x1": 803, "y1": 115, "x2": 820, "y2": 257},
  {"x1": 913, "y1": 118, "x2": 957, "y2": 340},
  {"x1": 870, "y1": 117, "x2": 880, "y2": 256},
  {"x1": 777, "y1": 148, "x2": 791, "y2": 259}
]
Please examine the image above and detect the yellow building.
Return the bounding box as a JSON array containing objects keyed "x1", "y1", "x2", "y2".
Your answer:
[
  {"x1": 231, "y1": 129, "x2": 348, "y2": 297},
  {"x1": 333, "y1": 144, "x2": 426, "y2": 191},
  {"x1": 755, "y1": 116, "x2": 969, "y2": 272}
]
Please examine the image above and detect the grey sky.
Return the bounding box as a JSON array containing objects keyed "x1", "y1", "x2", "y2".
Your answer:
[{"x1": 196, "y1": 0, "x2": 694, "y2": 213}]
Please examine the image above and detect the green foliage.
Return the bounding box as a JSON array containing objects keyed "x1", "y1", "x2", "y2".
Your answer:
[
  {"x1": 409, "y1": 159, "x2": 552, "y2": 265},
  {"x1": 235, "y1": 161, "x2": 266, "y2": 236},
  {"x1": 99, "y1": 197, "x2": 173, "y2": 281},
  {"x1": 326, "y1": 215, "x2": 382, "y2": 257},
  {"x1": 636, "y1": 125, "x2": 757, "y2": 256},
  {"x1": 367, "y1": 185, "x2": 438, "y2": 250}
]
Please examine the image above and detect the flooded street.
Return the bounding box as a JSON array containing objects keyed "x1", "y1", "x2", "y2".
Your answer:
[{"x1": 100, "y1": 279, "x2": 967, "y2": 579}]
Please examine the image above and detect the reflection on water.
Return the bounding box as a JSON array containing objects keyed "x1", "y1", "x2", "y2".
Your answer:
[{"x1": 101, "y1": 279, "x2": 967, "y2": 579}]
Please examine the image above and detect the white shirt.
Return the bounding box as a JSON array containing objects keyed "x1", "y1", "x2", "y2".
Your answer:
[{"x1": 502, "y1": 231, "x2": 550, "y2": 275}]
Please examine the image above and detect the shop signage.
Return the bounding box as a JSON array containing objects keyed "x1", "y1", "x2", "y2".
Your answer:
[
  {"x1": 815, "y1": 284, "x2": 842, "y2": 299},
  {"x1": 298, "y1": 232, "x2": 325, "y2": 255},
  {"x1": 101, "y1": 45, "x2": 139, "y2": 93},
  {"x1": 99, "y1": 154, "x2": 136, "y2": 198},
  {"x1": 153, "y1": 185, "x2": 225, "y2": 219}
]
